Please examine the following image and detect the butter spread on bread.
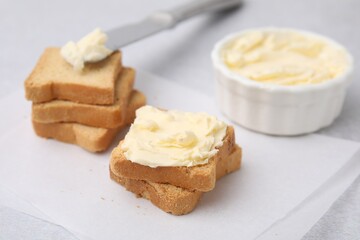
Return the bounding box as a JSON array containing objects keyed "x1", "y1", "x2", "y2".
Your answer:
[
  {"x1": 61, "y1": 28, "x2": 112, "y2": 71},
  {"x1": 121, "y1": 106, "x2": 227, "y2": 168}
]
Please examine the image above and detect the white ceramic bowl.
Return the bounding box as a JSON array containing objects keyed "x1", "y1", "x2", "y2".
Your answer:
[{"x1": 212, "y1": 27, "x2": 354, "y2": 136}]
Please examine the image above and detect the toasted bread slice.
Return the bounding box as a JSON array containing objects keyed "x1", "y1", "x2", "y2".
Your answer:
[
  {"x1": 110, "y1": 126, "x2": 235, "y2": 192},
  {"x1": 110, "y1": 144, "x2": 242, "y2": 215},
  {"x1": 25, "y1": 48, "x2": 122, "y2": 104},
  {"x1": 32, "y1": 90, "x2": 146, "y2": 152},
  {"x1": 32, "y1": 68, "x2": 135, "y2": 128}
]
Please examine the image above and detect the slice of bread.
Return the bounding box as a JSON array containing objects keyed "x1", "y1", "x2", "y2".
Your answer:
[
  {"x1": 32, "y1": 90, "x2": 146, "y2": 152},
  {"x1": 110, "y1": 144, "x2": 242, "y2": 215},
  {"x1": 110, "y1": 126, "x2": 235, "y2": 192},
  {"x1": 25, "y1": 47, "x2": 122, "y2": 105},
  {"x1": 32, "y1": 68, "x2": 135, "y2": 128}
]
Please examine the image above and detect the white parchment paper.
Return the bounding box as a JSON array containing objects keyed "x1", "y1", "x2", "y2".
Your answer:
[{"x1": 0, "y1": 72, "x2": 359, "y2": 240}]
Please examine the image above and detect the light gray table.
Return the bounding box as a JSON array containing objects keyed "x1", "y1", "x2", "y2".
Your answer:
[{"x1": 1, "y1": 0, "x2": 359, "y2": 239}]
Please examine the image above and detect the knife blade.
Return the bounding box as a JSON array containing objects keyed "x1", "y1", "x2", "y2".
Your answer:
[{"x1": 105, "y1": 0, "x2": 243, "y2": 50}]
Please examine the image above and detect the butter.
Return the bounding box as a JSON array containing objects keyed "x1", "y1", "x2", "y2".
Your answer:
[
  {"x1": 61, "y1": 28, "x2": 112, "y2": 71},
  {"x1": 222, "y1": 29, "x2": 349, "y2": 85},
  {"x1": 121, "y1": 106, "x2": 227, "y2": 168}
]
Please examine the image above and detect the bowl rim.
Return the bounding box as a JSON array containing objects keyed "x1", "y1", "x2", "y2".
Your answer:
[{"x1": 211, "y1": 27, "x2": 354, "y2": 93}]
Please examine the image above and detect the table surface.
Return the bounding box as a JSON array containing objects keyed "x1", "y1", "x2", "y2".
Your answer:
[{"x1": 1, "y1": 0, "x2": 359, "y2": 239}]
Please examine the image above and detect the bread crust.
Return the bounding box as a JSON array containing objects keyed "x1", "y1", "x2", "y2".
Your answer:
[
  {"x1": 110, "y1": 145, "x2": 242, "y2": 215},
  {"x1": 110, "y1": 126, "x2": 235, "y2": 192},
  {"x1": 25, "y1": 48, "x2": 122, "y2": 105},
  {"x1": 33, "y1": 121, "x2": 118, "y2": 152},
  {"x1": 32, "y1": 90, "x2": 146, "y2": 152},
  {"x1": 32, "y1": 68, "x2": 135, "y2": 128}
]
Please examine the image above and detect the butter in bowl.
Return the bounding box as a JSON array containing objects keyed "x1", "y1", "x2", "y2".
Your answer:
[{"x1": 212, "y1": 27, "x2": 353, "y2": 136}]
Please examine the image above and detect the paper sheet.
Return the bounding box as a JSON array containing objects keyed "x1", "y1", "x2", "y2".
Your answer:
[
  {"x1": 257, "y1": 150, "x2": 360, "y2": 240},
  {"x1": 0, "y1": 206, "x2": 79, "y2": 240},
  {"x1": 0, "y1": 71, "x2": 359, "y2": 240},
  {"x1": 0, "y1": 184, "x2": 50, "y2": 221}
]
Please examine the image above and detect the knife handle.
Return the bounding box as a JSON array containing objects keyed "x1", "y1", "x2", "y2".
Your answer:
[{"x1": 165, "y1": 0, "x2": 243, "y2": 23}]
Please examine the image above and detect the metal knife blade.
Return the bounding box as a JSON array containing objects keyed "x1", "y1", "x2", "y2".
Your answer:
[
  {"x1": 105, "y1": 0, "x2": 242, "y2": 50},
  {"x1": 106, "y1": 13, "x2": 175, "y2": 50}
]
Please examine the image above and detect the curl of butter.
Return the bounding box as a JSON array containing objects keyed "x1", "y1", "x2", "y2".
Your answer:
[
  {"x1": 222, "y1": 30, "x2": 349, "y2": 85},
  {"x1": 157, "y1": 131, "x2": 198, "y2": 148},
  {"x1": 60, "y1": 28, "x2": 113, "y2": 71},
  {"x1": 121, "y1": 106, "x2": 227, "y2": 168}
]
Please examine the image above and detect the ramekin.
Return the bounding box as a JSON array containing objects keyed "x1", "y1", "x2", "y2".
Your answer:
[{"x1": 212, "y1": 27, "x2": 354, "y2": 136}]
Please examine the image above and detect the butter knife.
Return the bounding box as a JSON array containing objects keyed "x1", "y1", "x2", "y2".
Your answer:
[{"x1": 106, "y1": 0, "x2": 243, "y2": 50}]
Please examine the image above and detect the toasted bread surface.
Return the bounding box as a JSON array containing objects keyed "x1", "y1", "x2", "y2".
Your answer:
[
  {"x1": 110, "y1": 145, "x2": 242, "y2": 215},
  {"x1": 25, "y1": 47, "x2": 122, "y2": 104},
  {"x1": 32, "y1": 68, "x2": 135, "y2": 128},
  {"x1": 110, "y1": 126, "x2": 235, "y2": 192},
  {"x1": 32, "y1": 90, "x2": 146, "y2": 152}
]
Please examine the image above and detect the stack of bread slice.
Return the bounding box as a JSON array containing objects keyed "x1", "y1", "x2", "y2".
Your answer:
[
  {"x1": 25, "y1": 48, "x2": 146, "y2": 152},
  {"x1": 110, "y1": 123, "x2": 242, "y2": 215}
]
